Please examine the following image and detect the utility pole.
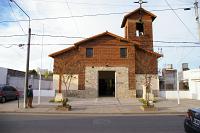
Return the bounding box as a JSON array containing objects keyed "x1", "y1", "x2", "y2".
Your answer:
[
  {"x1": 176, "y1": 69, "x2": 180, "y2": 105},
  {"x1": 10, "y1": 0, "x2": 31, "y2": 108},
  {"x1": 194, "y1": 0, "x2": 200, "y2": 41},
  {"x1": 38, "y1": 24, "x2": 44, "y2": 105}
]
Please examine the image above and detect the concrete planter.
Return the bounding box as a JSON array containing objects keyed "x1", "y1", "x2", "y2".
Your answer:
[
  {"x1": 56, "y1": 105, "x2": 72, "y2": 111},
  {"x1": 140, "y1": 105, "x2": 158, "y2": 111}
]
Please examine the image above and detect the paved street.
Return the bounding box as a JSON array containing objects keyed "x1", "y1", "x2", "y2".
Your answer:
[{"x1": 0, "y1": 114, "x2": 185, "y2": 133}]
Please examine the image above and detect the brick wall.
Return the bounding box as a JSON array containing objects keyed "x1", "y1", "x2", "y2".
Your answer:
[
  {"x1": 124, "y1": 12, "x2": 153, "y2": 51},
  {"x1": 135, "y1": 48, "x2": 158, "y2": 74},
  {"x1": 53, "y1": 35, "x2": 136, "y2": 91}
]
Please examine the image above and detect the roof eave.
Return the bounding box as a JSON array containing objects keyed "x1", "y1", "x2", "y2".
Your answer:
[
  {"x1": 135, "y1": 45, "x2": 162, "y2": 58},
  {"x1": 121, "y1": 8, "x2": 157, "y2": 28},
  {"x1": 48, "y1": 46, "x2": 76, "y2": 58}
]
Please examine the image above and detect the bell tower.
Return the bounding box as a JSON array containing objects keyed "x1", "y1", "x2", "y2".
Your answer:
[{"x1": 121, "y1": 1, "x2": 156, "y2": 51}]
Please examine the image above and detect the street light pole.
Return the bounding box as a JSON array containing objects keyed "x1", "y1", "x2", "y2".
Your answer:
[
  {"x1": 177, "y1": 69, "x2": 180, "y2": 105},
  {"x1": 10, "y1": 0, "x2": 31, "y2": 108},
  {"x1": 194, "y1": 0, "x2": 200, "y2": 41}
]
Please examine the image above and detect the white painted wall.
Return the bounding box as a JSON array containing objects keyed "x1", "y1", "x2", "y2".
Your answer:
[
  {"x1": 53, "y1": 74, "x2": 79, "y2": 91},
  {"x1": 0, "y1": 67, "x2": 7, "y2": 85},
  {"x1": 33, "y1": 90, "x2": 55, "y2": 97},
  {"x1": 181, "y1": 69, "x2": 200, "y2": 100},
  {"x1": 62, "y1": 75, "x2": 78, "y2": 90},
  {"x1": 29, "y1": 77, "x2": 53, "y2": 90},
  {"x1": 160, "y1": 91, "x2": 190, "y2": 99},
  {"x1": 9, "y1": 77, "x2": 53, "y2": 91},
  {"x1": 180, "y1": 69, "x2": 200, "y2": 80},
  {"x1": 136, "y1": 74, "x2": 159, "y2": 91},
  {"x1": 161, "y1": 69, "x2": 200, "y2": 100},
  {"x1": 53, "y1": 75, "x2": 59, "y2": 91},
  {"x1": 9, "y1": 77, "x2": 25, "y2": 91},
  {"x1": 197, "y1": 81, "x2": 200, "y2": 100}
]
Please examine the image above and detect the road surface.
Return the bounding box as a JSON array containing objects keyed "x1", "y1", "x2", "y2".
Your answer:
[{"x1": 0, "y1": 114, "x2": 185, "y2": 133}]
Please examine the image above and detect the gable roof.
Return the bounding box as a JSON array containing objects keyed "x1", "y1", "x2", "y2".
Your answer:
[
  {"x1": 74, "y1": 31, "x2": 130, "y2": 46},
  {"x1": 135, "y1": 45, "x2": 162, "y2": 58},
  {"x1": 49, "y1": 46, "x2": 76, "y2": 58},
  {"x1": 49, "y1": 31, "x2": 133, "y2": 58},
  {"x1": 49, "y1": 31, "x2": 161, "y2": 58},
  {"x1": 121, "y1": 8, "x2": 157, "y2": 28}
]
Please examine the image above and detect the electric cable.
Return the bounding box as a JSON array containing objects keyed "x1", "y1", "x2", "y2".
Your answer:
[{"x1": 0, "y1": 7, "x2": 194, "y2": 24}]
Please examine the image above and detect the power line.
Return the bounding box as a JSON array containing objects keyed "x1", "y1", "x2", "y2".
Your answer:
[
  {"x1": 1, "y1": 33, "x2": 199, "y2": 42},
  {"x1": 0, "y1": 43, "x2": 200, "y2": 47},
  {"x1": 32, "y1": 34, "x2": 85, "y2": 38},
  {"x1": 0, "y1": 7, "x2": 194, "y2": 24},
  {"x1": 64, "y1": 0, "x2": 80, "y2": 35},
  {"x1": 164, "y1": 0, "x2": 197, "y2": 40},
  {"x1": 32, "y1": 0, "x2": 193, "y2": 7},
  {"x1": 154, "y1": 40, "x2": 200, "y2": 44},
  {"x1": 164, "y1": 0, "x2": 198, "y2": 65},
  {"x1": 0, "y1": 34, "x2": 84, "y2": 38},
  {"x1": 0, "y1": 45, "x2": 14, "y2": 48},
  {"x1": 0, "y1": 33, "x2": 200, "y2": 44},
  {"x1": 154, "y1": 45, "x2": 200, "y2": 47},
  {"x1": 0, "y1": 34, "x2": 27, "y2": 37},
  {"x1": 7, "y1": 0, "x2": 26, "y2": 34}
]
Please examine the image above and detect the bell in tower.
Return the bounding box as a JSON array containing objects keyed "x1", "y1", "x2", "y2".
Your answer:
[{"x1": 121, "y1": 2, "x2": 156, "y2": 51}]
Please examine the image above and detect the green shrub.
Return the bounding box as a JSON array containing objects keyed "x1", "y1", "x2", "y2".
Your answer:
[
  {"x1": 49, "y1": 98, "x2": 63, "y2": 103},
  {"x1": 139, "y1": 98, "x2": 148, "y2": 105},
  {"x1": 49, "y1": 98, "x2": 55, "y2": 103},
  {"x1": 62, "y1": 97, "x2": 69, "y2": 107}
]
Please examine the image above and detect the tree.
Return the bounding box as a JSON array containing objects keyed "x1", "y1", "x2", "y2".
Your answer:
[
  {"x1": 43, "y1": 71, "x2": 48, "y2": 79},
  {"x1": 135, "y1": 47, "x2": 161, "y2": 106},
  {"x1": 29, "y1": 69, "x2": 38, "y2": 77},
  {"x1": 54, "y1": 54, "x2": 83, "y2": 97}
]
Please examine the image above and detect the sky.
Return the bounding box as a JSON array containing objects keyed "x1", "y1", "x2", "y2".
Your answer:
[{"x1": 0, "y1": 0, "x2": 199, "y2": 72}]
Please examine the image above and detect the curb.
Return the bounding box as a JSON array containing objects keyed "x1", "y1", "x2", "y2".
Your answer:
[{"x1": 0, "y1": 110, "x2": 186, "y2": 116}]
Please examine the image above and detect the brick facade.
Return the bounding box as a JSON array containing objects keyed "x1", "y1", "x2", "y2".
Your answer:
[
  {"x1": 53, "y1": 34, "x2": 136, "y2": 91},
  {"x1": 49, "y1": 8, "x2": 161, "y2": 98}
]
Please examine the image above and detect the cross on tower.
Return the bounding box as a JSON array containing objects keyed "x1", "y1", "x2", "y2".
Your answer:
[
  {"x1": 134, "y1": 0, "x2": 148, "y2": 22},
  {"x1": 134, "y1": 0, "x2": 147, "y2": 8}
]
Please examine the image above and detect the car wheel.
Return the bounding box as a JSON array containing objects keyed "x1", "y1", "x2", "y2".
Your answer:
[
  {"x1": 1, "y1": 97, "x2": 6, "y2": 103},
  {"x1": 184, "y1": 122, "x2": 191, "y2": 133}
]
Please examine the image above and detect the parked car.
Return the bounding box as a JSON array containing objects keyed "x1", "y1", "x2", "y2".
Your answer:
[
  {"x1": 184, "y1": 108, "x2": 200, "y2": 133},
  {"x1": 0, "y1": 85, "x2": 19, "y2": 103}
]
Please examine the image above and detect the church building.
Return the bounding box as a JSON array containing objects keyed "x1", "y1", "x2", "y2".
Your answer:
[{"x1": 49, "y1": 7, "x2": 161, "y2": 98}]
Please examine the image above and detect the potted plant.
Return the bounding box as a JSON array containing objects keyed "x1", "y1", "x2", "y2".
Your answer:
[
  {"x1": 139, "y1": 98, "x2": 157, "y2": 111},
  {"x1": 56, "y1": 97, "x2": 71, "y2": 111}
]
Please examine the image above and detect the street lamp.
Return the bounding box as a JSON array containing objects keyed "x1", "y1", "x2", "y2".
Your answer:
[{"x1": 10, "y1": 0, "x2": 31, "y2": 108}]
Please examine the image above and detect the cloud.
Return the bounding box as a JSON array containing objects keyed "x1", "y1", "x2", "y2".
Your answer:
[{"x1": 0, "y1": 0, "x2": 199, "y2": 71}]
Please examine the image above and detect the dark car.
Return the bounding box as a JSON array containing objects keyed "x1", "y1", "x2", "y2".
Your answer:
[
  {"x1": 0, "y1": 85, "x2": 19, "y2": 103},
  {"x1": 184, "y1": 108, "x2": 200, "y2": 133}
]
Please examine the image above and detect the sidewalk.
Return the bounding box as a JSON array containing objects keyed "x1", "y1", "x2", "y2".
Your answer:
[{"x1": 0, "y1": 97, "x2": 199, "y2": 115}]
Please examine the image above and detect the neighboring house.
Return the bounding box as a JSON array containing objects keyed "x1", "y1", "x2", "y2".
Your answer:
[
  {"x1": 159, "y1": 64, "x2": 177, "y2": 91},
  {"x1": 160, "y1": 63, "x2": 200, "y2": 100},
  {"x1": 49, "y1": 7, "x2": 161, "y2": 98},
  {"x1": 0, "y1": 67, "x2": 8, "y2": 85},
  {"x1": 0, "y1": 67, "x2": 54, "y2": 97},
  {"x1": 178, "y1": 67, "x2": 200, "y2": 100}
]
